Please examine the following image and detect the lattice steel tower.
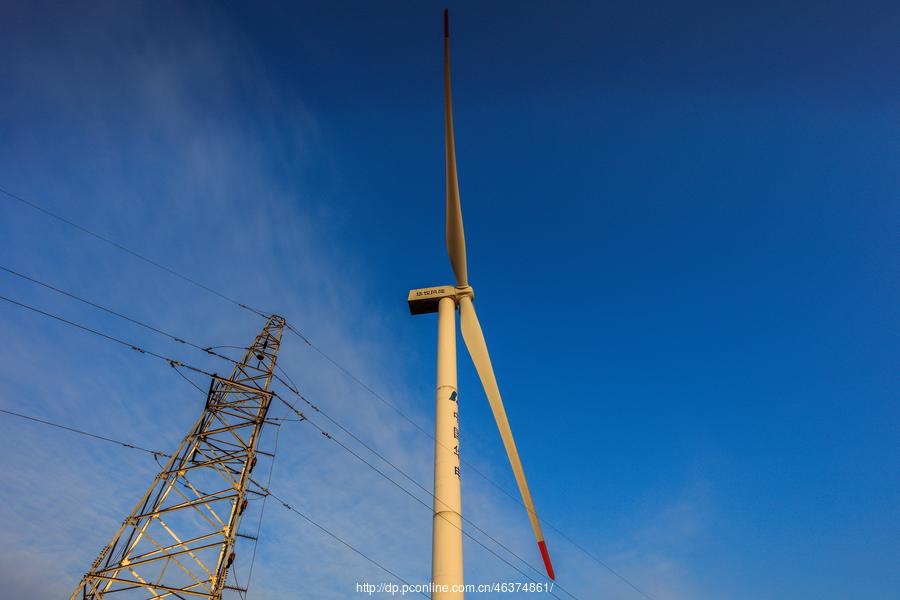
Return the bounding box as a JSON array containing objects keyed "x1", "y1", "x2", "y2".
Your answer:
[{"x1": 71, "y1": 315, "x2": 286, "y2": 599}]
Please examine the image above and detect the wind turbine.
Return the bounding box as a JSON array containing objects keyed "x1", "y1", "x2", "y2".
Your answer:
[{"x1": 407, "y1": 10, "x2": 555, "y2": 597}]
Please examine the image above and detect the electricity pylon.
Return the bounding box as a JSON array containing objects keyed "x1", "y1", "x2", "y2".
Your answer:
[{"x1": 71, "y1": 315, "x2": 286, "y2": 599}]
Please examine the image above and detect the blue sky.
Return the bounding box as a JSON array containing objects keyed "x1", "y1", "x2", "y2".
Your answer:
[{"x1": 0, "y1": 1, "x2": 898, "y2": 598}]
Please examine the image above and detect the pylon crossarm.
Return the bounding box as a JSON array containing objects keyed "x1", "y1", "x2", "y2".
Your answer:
[
  {"x1": 196, "y1": 422, "x2": 256, "y2": 444},
  {"x1": 88, "y1": 575, "x2": 213, "y2": 597},
  {"x1": 132, "y1": 488, "x2": 237, "y2": 520},
  {"x1": 210, "y1": 375, "x2": 273, "y2": 396},
  {"x1": 164, "y1": 453, "x2": 246, "y2": 477},
  {"x1": 97, "y1": 537, "x2": 223, "y2": 572}
]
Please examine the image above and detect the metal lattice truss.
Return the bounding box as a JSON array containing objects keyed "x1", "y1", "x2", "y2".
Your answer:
[{"x1": 72, "y1": 315, "x2": 286, "y2": 599}]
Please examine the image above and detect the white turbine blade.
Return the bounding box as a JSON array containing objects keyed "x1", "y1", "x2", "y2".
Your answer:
[
  {"x1": 444, "y1": 9, "x2": 468, "y2": 287},
  {"x1": 458, "y1": 295, "x2": 555, "y2": 580}
]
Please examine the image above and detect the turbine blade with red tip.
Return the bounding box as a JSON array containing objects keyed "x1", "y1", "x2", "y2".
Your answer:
[{"x1": 458, "y1": 295, "x2": 555, "y2": 579}]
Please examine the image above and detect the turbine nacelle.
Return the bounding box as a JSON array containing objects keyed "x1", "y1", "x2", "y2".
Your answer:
[{"x1": 407, "y1": 284, "x2": 474, "y2": 315}]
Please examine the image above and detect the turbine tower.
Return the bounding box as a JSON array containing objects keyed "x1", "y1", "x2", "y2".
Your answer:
[
  {"x1": 407, "y1": 11, "x2": 555, "y2": 598},
  {"x1": 71, "y1": 315, "x2": 285, "y2": 599}
]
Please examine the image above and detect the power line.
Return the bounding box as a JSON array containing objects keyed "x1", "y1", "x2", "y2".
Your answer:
[
  {"x1": 0, "y1": 263, "x2": 254, "y2": 365},
  {"x1": 2, "y1": 188, "x2": 654, "y2": 600},
  {"x1": 285, "y1": 322, "x2": 432, "y2": 435},
  {"x1": 248, "y1": 480, "x2": 428, "y2": 599},
  {"x1": 170, "y1": 362, "x2": 208, "y2": 393},
  {"x1": 1, "y1": 264, "x2": 185, "y2": 339},
  {"x1": 244, "y1": 417, "x2": 281, "y2": 597},
  {"x1": 1, "y1": 265, "x2": 297, "y2": 403},
  {"x1": 0, "y1": 407, "x2": 171, "y2": 458},
  {"x1": 0, "y1": 186, "x2": 270, "y2": 318},
  {"x1": 0, "y1": 293, "x2": 218, "y2": 380}
]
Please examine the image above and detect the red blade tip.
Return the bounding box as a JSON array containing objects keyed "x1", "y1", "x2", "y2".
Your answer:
[
  {"x1": 444, "y1": 9, "x2": 449, "y2": 38},
  {"x1": 538, "y1": 540, "x2": 556, "y2": 580}
]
